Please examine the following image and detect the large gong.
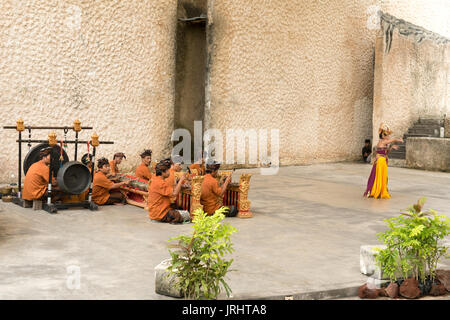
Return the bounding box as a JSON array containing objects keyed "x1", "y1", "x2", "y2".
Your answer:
[
  {"x1": 23, "y1": 143, "x2": 69, "y2": 177},
  {"x1": 57, "y1": 161, "x2": 91, "y2": 195}
]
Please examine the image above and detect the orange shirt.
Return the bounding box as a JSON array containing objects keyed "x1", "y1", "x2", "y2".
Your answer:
[
  {"x1": 22, "y1": 161, "x2": 50, "y2": 200},
  {"x1": 92, "y1": 171, "x2": 114, "y2": 205},
  {"x1": 109, "y1": 160, "x2": 119, "y2": 175},
  {"x1": 135, "y1": 162, "x2": 152, "y2": 181},
  {"x1": 148, "y1": 175, "x2": 173, "y2": 221},
  {"x1": 200, "y1": 173, "x2": 223, "y2": 215},
  {"x1": 189, "y1": 163, "x2": 205, "y2": 176},
  {"x1": 166, "y1": 168, "x2": 176, "y2": 188}
]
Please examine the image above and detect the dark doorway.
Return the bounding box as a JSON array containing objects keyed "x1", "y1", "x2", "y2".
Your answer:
[{"x1": 174, "y1": 1, "x2": 207, "y2": 161}]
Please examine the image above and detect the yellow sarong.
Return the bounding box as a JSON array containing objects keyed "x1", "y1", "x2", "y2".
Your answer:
[{"x1": 370, "y1": 156, "x2": 390, "y2": 199}]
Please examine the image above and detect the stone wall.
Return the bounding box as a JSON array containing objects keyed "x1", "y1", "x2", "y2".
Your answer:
[
  {"x1": 406, "y1": 137, "x2": 450, "y2": 172},
  {"x1": 0, "y1": 0, "x2": 177, "y2": 181},
  {"x1": 1, "y1": 1, "x2": 450, "y2": 182},
  {"x1": 205, "y1": 1, "x2": 450, "y2": 166},
  {"x1": 372, "y1": 12, "x2": 449, "y2": 145}
]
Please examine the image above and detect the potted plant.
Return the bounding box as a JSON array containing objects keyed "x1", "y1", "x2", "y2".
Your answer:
[
  {"x1": 166, "y1": 207, "x2": 238, "y2": 299},
  {"x1": 375, "y1": 198, "x2": 449, "y2": 298}
]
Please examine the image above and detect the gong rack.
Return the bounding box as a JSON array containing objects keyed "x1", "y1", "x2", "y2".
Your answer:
[{"x1": 3, "y1": 119, "x2": 114, "y2": 214}]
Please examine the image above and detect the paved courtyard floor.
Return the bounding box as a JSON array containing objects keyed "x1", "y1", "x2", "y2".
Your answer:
[{"x1": 0, "y1": 162, "x2": 449, "y2": 299}]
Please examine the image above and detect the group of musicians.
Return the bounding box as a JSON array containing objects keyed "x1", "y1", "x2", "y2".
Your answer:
[{"x1": 21, "y1": 147, "x2": 237, "y2": 223}]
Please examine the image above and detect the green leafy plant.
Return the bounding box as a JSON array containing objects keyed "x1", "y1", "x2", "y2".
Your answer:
[
  {"x1": 166, "y1": 207, "x2": 238, "y2": 299},
  {"x1": 375, "y1": 197, "x2": 450, "y2": 283}
]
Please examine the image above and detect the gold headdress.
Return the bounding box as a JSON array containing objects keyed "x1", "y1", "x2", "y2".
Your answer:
[{"x1": 378, "y1": 123, "x2": 392, "y2": 137}]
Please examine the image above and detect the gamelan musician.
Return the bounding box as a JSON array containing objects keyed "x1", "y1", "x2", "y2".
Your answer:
[{"x1": 200, "y1": 160, "x2": 238, "y2": 217}]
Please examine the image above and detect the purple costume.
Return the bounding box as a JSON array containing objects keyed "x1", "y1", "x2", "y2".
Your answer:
[{"x1": 364, "y1": 147, "x2": 388, "y2": 197}]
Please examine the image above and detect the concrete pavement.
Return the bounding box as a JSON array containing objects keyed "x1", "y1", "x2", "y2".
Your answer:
[{"x1": 0, "y1": 162, "x2": 449, "y2": 299}]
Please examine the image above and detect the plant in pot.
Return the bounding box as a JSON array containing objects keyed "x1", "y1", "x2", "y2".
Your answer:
[
  {"x1": 375, "y1": 197, "x2": 449, "y2": 298},
  {"x1": 166, "y1": 207, "x2": 238, "y2": 299}
]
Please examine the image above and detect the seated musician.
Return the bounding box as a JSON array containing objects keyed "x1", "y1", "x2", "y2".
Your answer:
[
  {"x1": 166, "y1": 155, "x2": 184, "y2": 188},
  {"x1": 200, "y1": 160, "x2": 238, "y2": 217},
  {"x1": 188, "y1": 154, "x2": 206, "y2": 176},
  {"x1": 108, "y1": 152, "x2": 126, "y2": 177},
  {"x1": 22, "y1": 147, "x2": 59, "y2": 201},
  {"x1": 135, "y1": 149, "x2": 152, "y2": 181},
  {"x1": 148, "y1": 160, "x2": 188, "y2": 223},
  {"x1": 92, "y1": 157, "x2": 129, "y2": 205}
]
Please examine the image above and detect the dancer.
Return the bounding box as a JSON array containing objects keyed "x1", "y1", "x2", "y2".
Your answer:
[{"x1": 364, "y1": 124, "x2": 403, "y2": 199}]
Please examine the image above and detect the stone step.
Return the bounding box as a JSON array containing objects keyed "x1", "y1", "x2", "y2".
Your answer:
[
  {"x1": 410, "y1": 125, "x2": 441, "y2": 130},
  {"x1": 408, "y1": 125, "x2": 441, "y2": 131},
  {"x1": 404, "y1": 133, "x2": 438, "y2": 138},
  {"x1": 411, "y1": 122, "x2": 442, "y2": 127},
  {"x1": 389, "y1": 152, "x2": 405, "y2": 160},
  {"x1": 389, "y1": 149, "x2": 405, "y2": 154},
  {"x1": 407, "y1": 128, "x2": 440, "y2": 135},
  {"x1": 418, "y1": 119, "x2": 444, "y2": 126},
  {"x1": 413, "y1": 119, "x2": 444, "y2": 127}
]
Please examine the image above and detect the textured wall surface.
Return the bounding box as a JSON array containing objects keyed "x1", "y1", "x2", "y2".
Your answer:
[
  {"x1": 372, "y1": 13, "x2": 449, "y2": 145},
  {"x1": 0, "y1": 0, "x2": 177, "y2": 182},
  {"x1": 1, "y1": 0, "x2": 449, "y2": 183},
  {"x1": 205, "y1": 0, "x2": 450, "y2": 166},
  {"x1": 406, "y1": 137, "x2": 450, "y2": 172}
]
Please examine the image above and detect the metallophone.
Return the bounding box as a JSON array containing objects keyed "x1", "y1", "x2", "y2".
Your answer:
[{"x1": 118, "y1": 168, "x2": 253, "y2": 218}]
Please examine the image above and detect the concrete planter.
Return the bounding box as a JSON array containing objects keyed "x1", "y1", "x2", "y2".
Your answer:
[
  {"x1": 360, "y1": 245, "x2": 413, "y2": 280},
  {"x1": 360, "y1": 245, "x2": 391, "y2": 280},
  {"x1": 154, "y1": 259, "x2": 183, "y2": 298},
  {"x1": 360, "y1": 242, "x2": 449, "y2": 281}
]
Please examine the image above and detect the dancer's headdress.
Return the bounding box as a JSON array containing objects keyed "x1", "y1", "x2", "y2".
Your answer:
[{"x1": 378, "y1": 123, "x2": 392, "y2": 138}]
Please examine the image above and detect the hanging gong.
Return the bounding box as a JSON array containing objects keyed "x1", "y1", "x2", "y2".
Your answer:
[
  {"x1": 23, "y1": 143, "x2": 69, "y2": 177},
  {"x1": 57, "y1": 161, "x2": 91, "y2": 195}
]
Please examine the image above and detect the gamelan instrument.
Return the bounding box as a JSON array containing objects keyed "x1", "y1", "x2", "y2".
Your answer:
[
  {"x1": 3, "y1": 119, "x2": 113, "y2": 213},
  {"x1": 117, "y1": 174, "x2": 204, "y2": 214},
  {"x1": 120, "y1": 170, "x2": 253, "y2": 218}
]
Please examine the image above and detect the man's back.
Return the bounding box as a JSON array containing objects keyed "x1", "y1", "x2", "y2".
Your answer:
[
  {"x1": 22, "y1": 161, "x2": 49, "y2": 200},
  {"x1": 200, "y1": 174, "x2": 223, "y2": 215}
]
